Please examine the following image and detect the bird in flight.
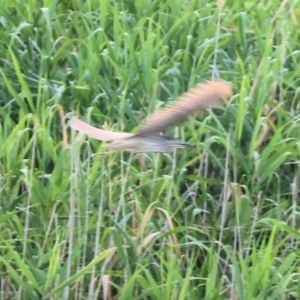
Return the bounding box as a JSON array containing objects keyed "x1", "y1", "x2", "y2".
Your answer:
[{"x1": 68, "y1": 80, "x2": 232, "y2": 153}]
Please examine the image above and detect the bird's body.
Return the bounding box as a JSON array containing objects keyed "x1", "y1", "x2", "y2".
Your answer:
[
  {"x1": 108, "y1": 135, "x2": 190, "y2": 153},
  {"x1": 68, "y1": 80, "x2": 233, "y2": 153}
]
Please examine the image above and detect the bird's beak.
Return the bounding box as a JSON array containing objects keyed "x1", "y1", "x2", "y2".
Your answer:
[{"x1": 173, "y1": 141, "x2": 192, "y2": 148}]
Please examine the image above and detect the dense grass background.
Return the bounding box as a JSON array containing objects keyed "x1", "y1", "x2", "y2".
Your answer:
[{"x1": 1, "y1": 0, "x2": 300, "y2": 299}]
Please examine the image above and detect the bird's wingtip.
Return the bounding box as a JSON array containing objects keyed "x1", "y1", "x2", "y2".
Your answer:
[{"x1": 203, "y1": 80, "x2": 234, "y2": 100}]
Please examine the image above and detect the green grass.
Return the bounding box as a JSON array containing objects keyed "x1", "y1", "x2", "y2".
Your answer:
[{"x1": 1, "y1": 0, "x2": 300, "y2": 299}]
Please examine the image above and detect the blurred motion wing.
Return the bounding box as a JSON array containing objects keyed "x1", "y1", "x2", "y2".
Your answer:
[
  {"x1": 68, "y1": 116, "x2": 134, "y2": 141},
  {"x1": 136, "y1": 80, "x2": 232, "y2": 136}
]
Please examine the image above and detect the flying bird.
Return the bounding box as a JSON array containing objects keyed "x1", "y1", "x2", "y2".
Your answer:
[{"x1": 68, "y1": 80, "x2": 232, "y2": 153}]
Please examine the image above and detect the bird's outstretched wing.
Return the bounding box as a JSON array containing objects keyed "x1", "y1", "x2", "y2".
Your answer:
[
  {"x1": 136, "y1": 80, "x2": 232, "y2": 136},
  {"x1": 68, "y1": 116, "x2": 134, "y2": 141}
]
